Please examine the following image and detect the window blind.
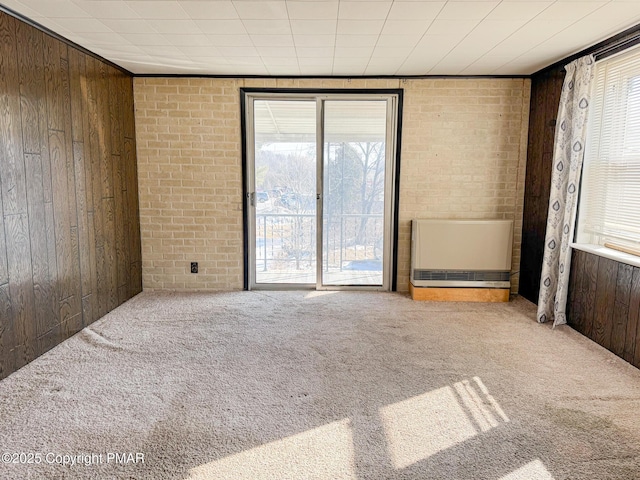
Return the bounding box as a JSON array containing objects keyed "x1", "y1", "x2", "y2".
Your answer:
[{"x1": 580, "y1": 46, "x2": 640, "y2": 248}]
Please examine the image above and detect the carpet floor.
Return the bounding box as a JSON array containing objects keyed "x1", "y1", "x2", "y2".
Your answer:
[{"x1": 1, "y1": 291, "x2": 640, "y2": 479}]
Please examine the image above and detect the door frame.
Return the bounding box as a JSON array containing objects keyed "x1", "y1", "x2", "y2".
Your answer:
[{"x1": 240, "y1": 88, "x2": 403, "y2": 291}]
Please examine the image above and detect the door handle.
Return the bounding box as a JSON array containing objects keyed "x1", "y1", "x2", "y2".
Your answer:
[{"x1": 248, "y1": 192, "x2": 255, "y2": 206}]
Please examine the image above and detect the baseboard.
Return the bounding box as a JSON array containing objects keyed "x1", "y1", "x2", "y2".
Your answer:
[{"x1": 409, "y1": 283, "x2": 510, "y2": 302}]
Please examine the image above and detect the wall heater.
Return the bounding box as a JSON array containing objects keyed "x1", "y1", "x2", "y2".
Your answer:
[{"x1": 410, "y1": 219, "x2": 513, "y2": 289}]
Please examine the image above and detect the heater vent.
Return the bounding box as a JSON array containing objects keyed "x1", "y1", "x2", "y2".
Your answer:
[
  {"x1": 410, "y1": 219, "x2": 513, "y2": 289},
  {"x1": 413, "y1": 270, "x2": 510, "y2": 282}
]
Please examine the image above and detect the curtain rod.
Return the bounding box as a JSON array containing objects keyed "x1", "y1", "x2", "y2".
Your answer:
[{"x1": 593, "y1": 31, "x2": 640, "y2": 61}]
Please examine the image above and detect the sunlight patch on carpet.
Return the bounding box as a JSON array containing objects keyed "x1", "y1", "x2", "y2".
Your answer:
[
  {"x1": 499, "y1": 459, "x2": 555, "y2": 480},
  {"x1": 381, "y1": 378, "x2": 509, "y2": 469},
  {"x1": 187, "y1": 419, "x2": 356, "y2": 480},
  {"x1": 304, "y1": 290, "x2": 340, "y2": 299}
]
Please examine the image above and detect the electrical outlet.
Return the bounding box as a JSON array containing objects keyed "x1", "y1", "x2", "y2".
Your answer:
[{"x1": 190, "y1": 262, "x2": 198, "y2": 274}]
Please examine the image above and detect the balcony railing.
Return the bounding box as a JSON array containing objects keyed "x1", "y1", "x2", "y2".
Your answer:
[{"x1": 255, "y1": 212, "x2": 383, "y2": 283}]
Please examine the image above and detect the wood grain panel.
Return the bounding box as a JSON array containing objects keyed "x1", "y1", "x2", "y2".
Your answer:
[
  {"x1": 519, "y1": 68, "x2": 566, "y2": 303},
  {"x1": 0, "y1": 192, "x2": 7, "y2": 286},
  {"x1": 109, "y1": 69, "x2": 122, "y2": 156},
  {"x1": 23, "y1": 153, "x2": 53, "y2": 338},
  {"x1": 611, "y1": 263, "x2": 634, "y2": 356},
  {"x1": 581, "y1": 250, "x2": 599, "y2": 339},
  {"x1": 98, "y1": 62, "x2": 113, "y2": 200},
  {"x1": 627, "y1": 269, "x2": 640, "y2": 364},
  {"x1": 104, "y1": 197, "x2": 118, "y2": 311},
  {"x1": 48, "y1": 129, "x2": 74, "y2": 301},
  {"x1": 0, "y1": 10, "x2": 140, "y2": 380},
  {"x1": 567, "y1": 249, "x2": 584, "y2": 334},
  {"x1": 43, "y1": 35, "x2": 64, "y2": 132},
  {"x1": 0, "y1": 283, "x2": 15, "y2": 379},
  {"x1": 593, "y1": 257, "x2": 618, "y2": 350},
  {"x1": 123, "y1": 76, "x2": 135, "y2": 139},
  {"x1": 15, "y1": 21, "x2": 42, "y2": 155},
  {"x1": 5, "y1": 214, "x2": 36, "y2": 367},
  {"x1": 0, "y1": 14, "x2": 28, "y2": 217},
  {"x1": 568, "y1": 250, "x2": 640, "y2": 369}
]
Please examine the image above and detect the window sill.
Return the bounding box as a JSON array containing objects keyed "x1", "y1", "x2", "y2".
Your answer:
[{"x1": 570, "y1": 243, "x2": 640, "y2": 269}]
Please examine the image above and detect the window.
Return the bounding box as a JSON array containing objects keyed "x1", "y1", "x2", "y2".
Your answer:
[{"x1": 577, "y1": 46, "x2": 640, "y2": 251}]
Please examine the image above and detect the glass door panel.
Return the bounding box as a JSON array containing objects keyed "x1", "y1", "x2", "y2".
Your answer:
[
  {"x1": 252, "y1": 100, "x2": 317, "y2": 285},
  {"x1": 322, "y1": 101, "x2": 388, "y2": 286}
]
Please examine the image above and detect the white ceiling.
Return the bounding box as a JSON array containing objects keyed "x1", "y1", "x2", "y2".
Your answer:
[{"x1": 2, "y1": 0, "x2": 640, "y2": 76}]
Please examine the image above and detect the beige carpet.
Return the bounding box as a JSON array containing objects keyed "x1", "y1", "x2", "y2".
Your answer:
[{"x1": 1, "y1": 291, "x2": 640, "y2": 480}]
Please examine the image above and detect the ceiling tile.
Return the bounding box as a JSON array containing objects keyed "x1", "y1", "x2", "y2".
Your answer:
[
  {"x1": 337, "y1": 20, "x2": 385, "y2": 35},
  {"x1": 186, "y1": 55, "x2": 229, "y2": 64},
  {"x1": 262, "y1": 56, "x2": 299, "y2": 66},
  {"x1": 72, "y1": 31, "x2": 129, "y2": 45},
  {"x1": 195, "y1": 20, "x2": 247, "y2": 35},
  {"x1": 250, "y1": 35, "x2": 295, "y2": 47},
  {"x1": 139, "y1": 44, "x2": 185, "y2": 56},
  {"x1": 487, "y1": 19, "x2": 577, "y2": 57},
  {"x1": 486, "y1": 1, "x2": 553, "y2": 21},
  {"x1": 387, "y1": 2, "x2": 444, "y2": 20},
  {"x1": 162, "y1": 34, "x2": 213, "y2": 47},
  {"x1": 0, "y1": 0, "x2": 45, "y2": 20},
  {"x1": 335, "y1": 34, "x2": 379, "y2": 47},
  {"x1": 212, "y1": 65, "x2": 269, "y2": 75},
  {"x1": 120, "y1": 33, "x2": 171, "y2": 46},
  {"x1": 376, "y1": 34, "x2": 422, "y2": 47},
  {"x1": 257, "y1": 46, "x2": 297, "y2": 57},
  {"x1": 206, "y1": 34, "x2": 254, "y2": 46},
  {"x1": 426, "y1": 19, "x2": 479, "y2": 36},
  {"x1": 290, "y1": 20, "x2": 337, "y2": 35},
  {"x1": 180, "y1": 1, "x2": 238, "y2": 20},
  {"x1": 372, "y1": 46, "x2": 413, "y2": 58},
  {"x1": 293, "y1": 35, "x2": 336, "y2": 47},
  {"x1": 298, "y1": 57, "x2": 333, "y2": 66},
  {"x1": 52, "y1": 17, "x2": 112, "y2": 33},
  {"x1": 334, "y1": 46, "x2": 375, "y2": 58},
  {"x1": 332, "y1": 66, "x2": 366, "y2": 76},
  {"x1": 267, "y1": 65, "x2": 301, "y2": 75},
  {"x1": 298, "y1": 65, "x2": 330, "y2": 75},
  {"x1": 99, "y1": 18, "x2": 157, "y2": 34},
  {"x1": 7, "y1": 0, "x2": 640, "y2": 76},
  {"x1": 127, "y1": 1, "x2": 190, "y2": 20},
  {"x1": 437, "y1": 2, "x2": 500, "y2": 20},
  {"x1": 147, "y1": 19, "x2": 200, "y2": 35},
  {"x1": 76, "y1": 0, "x2": 140, "y2": 19},
  {"x1": 381, "y1": 20, "x2": 430, "y2": 35},
  {"x1": 19, "y1": 0, "x2": 90, "y2": 18},
  {"x1": 463, "y1": 19, "x2": 527, "y2": 46},
  {"x1": 296, "y1": 46, "x2": 335, "y2": 57},
  {"x1": 535, "y1": 2, "x2": 607, "y2": 21},
  {"x1": 243, "y1": 19, "x2": 291, "y2": 35},
  {"x1": 227, "y1": 57, "x2": 264, "y2": 66},
  {"x1": 178, "y1": 45, "x2": 223, "y2": 57},
  {"x1": 332, "y1": 58, "x2": 369, "y2": 68},
  {"x1": 287, "y1": 1, "x2": 339, "y2": 20},
  {"x1": 338, "y1": 1, "x2": 392, "y2": 19},
  {"x1": 233, "y1": 1, "x2": 288, "y2": 20},
  {"x1": 218, "y1": 46, "x2": 259, "y2": 56}
]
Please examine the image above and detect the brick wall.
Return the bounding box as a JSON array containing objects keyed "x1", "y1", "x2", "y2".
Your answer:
[{"x1": 134, "y1": 77, "x2": 530, "y2": 293}]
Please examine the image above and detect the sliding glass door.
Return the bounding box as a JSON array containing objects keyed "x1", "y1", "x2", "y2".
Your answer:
[
  {"x1": 245, "y1": 92, "x2": 398, "y2": 290},
  {"x1": 322, "y1": 100, "x2": 388, "y2": 286}
]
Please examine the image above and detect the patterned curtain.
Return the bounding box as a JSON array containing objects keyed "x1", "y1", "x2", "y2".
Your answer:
[{"x1": 537, "y1": 55, "x2": 595, "y2": 327}]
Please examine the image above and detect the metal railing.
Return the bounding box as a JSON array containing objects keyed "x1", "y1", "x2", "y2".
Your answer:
[{"x1": 255, "y1": 212, "x2": 383, "y2": 273}]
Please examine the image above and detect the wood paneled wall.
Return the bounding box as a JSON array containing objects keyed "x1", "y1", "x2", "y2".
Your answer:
[
  {"x1": 0, "y1": 11, "x2": 141, "y2": 380},
  {"x1": 518, "y1": 66, "x2": 565, "y2": 303},
  {"x1": 568, "y1": 249, "x2": 640, "y2": 368}
]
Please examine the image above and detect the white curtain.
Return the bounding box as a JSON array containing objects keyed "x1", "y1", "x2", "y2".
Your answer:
[{"x1": 537, "y1": 55, "x2": 595, "y2": 327}]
